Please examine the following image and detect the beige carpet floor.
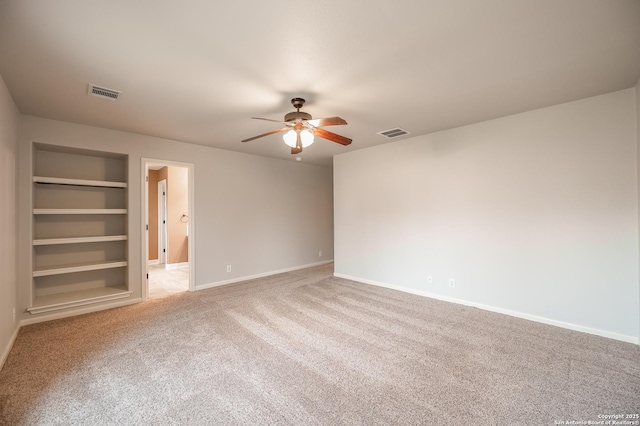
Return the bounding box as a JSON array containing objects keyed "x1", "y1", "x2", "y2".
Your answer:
[{"x1": 1, "y1": 264, "x2": 639, "y2": 425}]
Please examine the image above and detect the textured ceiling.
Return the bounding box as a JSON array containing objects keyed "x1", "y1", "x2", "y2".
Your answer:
[{"x1": 1, "y1": 0, "x2": 639, "y2": 167}]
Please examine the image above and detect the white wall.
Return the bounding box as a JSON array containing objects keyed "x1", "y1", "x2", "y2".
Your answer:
[
  {"x1": 18, "y1": 116, "x2": 334, "y2": 321},
  {"x1": 334, "y1": 89, "x2": 639, "y2": 342},
  {"x1": 0, "y1": 74, "x2": 20, "y2": 367}
]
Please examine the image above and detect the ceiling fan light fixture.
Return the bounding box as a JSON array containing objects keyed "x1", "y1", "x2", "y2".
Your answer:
[
  {"x1": 283, "y1": 129, "x2": 314, "y2": 148},
  {"x1": 283, "y1": 130, "x2": 297, "y2": 147},
  {"x1": 300, "y1": 129, "x2": 314, "y2": 147}
]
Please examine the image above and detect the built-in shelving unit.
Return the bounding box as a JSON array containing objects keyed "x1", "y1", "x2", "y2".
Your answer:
[{"x1": 28, "y1": 144, "x2": 131, "y2": 314}]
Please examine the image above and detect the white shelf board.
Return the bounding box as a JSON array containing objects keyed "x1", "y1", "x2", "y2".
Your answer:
[
  {"x1": 33, "y1": 260, "x2": 128, "y2": 277},
  {"x1": 33, "y1": 235, "x2": 128, "y2": 246},
  {"x1": 33, "y1": 176, "x2": 127, "y2": 188},
  {"x1": 28, "y1": 286, "x2": 132, "y2": 314},
  {"x1": 33, "y1": 209, "x2": 127, "y2": 215}
]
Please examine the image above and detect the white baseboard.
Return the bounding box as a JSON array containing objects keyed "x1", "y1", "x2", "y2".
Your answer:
[
  {"x1": 333, "y1": 273, "x2": 640, "y2": 345},
  {"x1": 197, "y1": 260, "x2": 334, "y2": 291},
  {"x1": 148, "y1": 259, "x2": 159, "y2": 266},
  {"x1": 0, "y1": 325, "x2": 20, "y2": 372},
  {"x1": 165, "y1": 262, "x2": 188, "y2": 270}
]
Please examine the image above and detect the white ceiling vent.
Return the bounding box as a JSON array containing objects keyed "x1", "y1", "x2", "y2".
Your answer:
[
  {"x1": 88, "y1": 84, "x2": 121, "y2": 101},
  {"x1": 377, "y1": 128, "x2": 410, "y2": 139}
]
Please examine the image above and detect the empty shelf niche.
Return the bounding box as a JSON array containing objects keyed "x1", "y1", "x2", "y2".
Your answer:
[
  {"x1": 34, "y1": 184, "x2": 126, "y2": 210},
  {"x1": 34, "y1": 239, "x2": 126, "y2": 275},
  {"x1": 34, "y1": 145, "x2": 127, "y2": 182},
  {"x1": 30, "y1": 269, "x2": 130, "y2": 314},
  {"x1": 34, "y1": 214, "x2": 126, "y2": 239}
]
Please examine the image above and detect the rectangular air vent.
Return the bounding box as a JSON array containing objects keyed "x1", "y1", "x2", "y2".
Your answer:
[
  {"x1": 88, "y1": 84, "x2": 121, "y2": 101},
  {"x1": 377, "y1": 128, "x2": 410, "y2": 139}
]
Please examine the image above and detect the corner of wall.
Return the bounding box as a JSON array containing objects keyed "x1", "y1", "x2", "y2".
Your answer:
[
  {"x1": 0, "y1": 73, "x2": 21, "y2": 370},
  {"x1": 636, "y1": 77, "x2": 640, "y2": 342}
]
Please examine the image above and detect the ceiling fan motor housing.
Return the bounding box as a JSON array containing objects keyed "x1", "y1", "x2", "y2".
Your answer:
[
  {"x1": 285, "y1": 98, "x2": 312, "y2": 122},
  {"x1": 285, "y1": 111, "x2": 312, "y2": 122}
]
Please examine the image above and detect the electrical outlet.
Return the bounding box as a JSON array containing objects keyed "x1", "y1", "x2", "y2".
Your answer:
[
  {"x1": 448, "y1": 278, "x2": 455, "y2": 288},
  {"x1": 427, "y1": 275, "x2": 433, "y2": 284},
  {"x1": 226, "y1": 265, "x2": 232, "y2": 273},
  {"x1": 318, "y1": 251, "x2": 322, "y2": 257}
]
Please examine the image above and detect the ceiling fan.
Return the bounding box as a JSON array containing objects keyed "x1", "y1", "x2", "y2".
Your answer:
[{"x1": 242, "y1": 98, "x2": 352, "y2": 154}]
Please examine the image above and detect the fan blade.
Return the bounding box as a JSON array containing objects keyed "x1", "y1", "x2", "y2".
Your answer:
[
  {"x1": 290, "y1": 131, "x2": 303, "y2": 154},
  {"x1": 314, "y1": 128, "x2": 352, "y2": 146},
  {"x1": 306, "y1": 116, "x2": 347, "y2": 127},
  {"x1": 251, "y1": 117, "x2": 285, "y2": 124},
  {"x1": 241, "y1": 127, "x2": 288, "y2": 142}
]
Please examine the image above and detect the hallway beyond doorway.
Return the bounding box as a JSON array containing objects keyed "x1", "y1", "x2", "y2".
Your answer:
[{"x1": 148, "y1": 264, "x2": 188, "y2": 299}]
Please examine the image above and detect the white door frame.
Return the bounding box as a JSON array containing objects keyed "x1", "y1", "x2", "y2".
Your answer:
[
  {"x1": 158, "y1": 179, "x2": 167, "y2": 264},
  {"x1": 141, "y1": 158, "x2": 196, "y2": 301}
]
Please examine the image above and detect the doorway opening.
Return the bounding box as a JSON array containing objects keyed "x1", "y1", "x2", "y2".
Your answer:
[{"x1": 142, "y1": 159, "x2": 195, "y2": 300}]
